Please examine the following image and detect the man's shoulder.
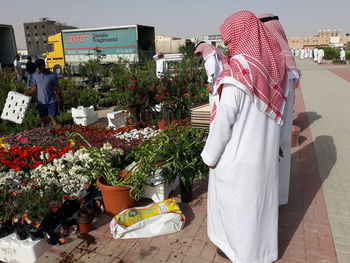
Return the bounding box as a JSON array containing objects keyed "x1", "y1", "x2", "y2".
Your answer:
[{"x1": 47, "y1": 71, "x2": 58, "y2": 79}]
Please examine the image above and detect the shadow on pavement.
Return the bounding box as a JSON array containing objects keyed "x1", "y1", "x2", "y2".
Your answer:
[
  {"x1": 278, "y1": 135, "x2": 337, "y2": 257},
  {"x1": 293, "y1": 111, "x2": 322, "y2": 132}
]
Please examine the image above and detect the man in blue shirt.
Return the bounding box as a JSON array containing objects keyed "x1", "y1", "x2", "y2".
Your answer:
[{"x1": 25, "y1": 59, "x2": 64, "y2": 127}]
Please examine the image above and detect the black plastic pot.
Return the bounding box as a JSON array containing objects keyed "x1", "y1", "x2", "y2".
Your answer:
[
  {"x1": 25, "y1": 224, "x2": 44, "y2": 241},
  {"x1": 13, "y1": 222, "x2": 29, "y2": 240},
  {"x1": 180, "y1": 179, "x2": 193, "y2": 203},
  {"x1": 0, "y1": 221, "x2": 14, "y2": 238},
  {"x1": 41, "y1": 213, "x2": 61, "y2": 245}
]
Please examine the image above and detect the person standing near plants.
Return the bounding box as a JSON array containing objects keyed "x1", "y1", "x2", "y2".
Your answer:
[
  {"x1": 25, "y1": 59, "x2": 64, "y2": 127},
  {"x1": 153, "y1": 52, "x2": 168, "y2": 79},
  {"x1": 25, "y1": 56, "x2": 36, "y2": 87},
  {"x1": 13, "y1": 54, "x2": 22, "y2": 82},
  {"x1": 317, "y1": 47, "x2": 325, "y2": 64},
  {"x1": 194, "y1": 42, "x2": 225, "y2": 112},
  {"x1": 340, "y1": 48, "x2": 346, "y2": 61},
  {"x1": 200, "y1": 11, "x2": 287, "y2": 263},
  {"x1": 259, "y1": 14, "x2": 301, "y2": 206}
]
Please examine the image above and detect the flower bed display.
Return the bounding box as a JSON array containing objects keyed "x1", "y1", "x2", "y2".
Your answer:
[
  {"x1": 0, "y1": 120, "x2": 207, "y2": 246},
  {"x1": 0, "y1": 124, "x2": 162, "y2": 239}
]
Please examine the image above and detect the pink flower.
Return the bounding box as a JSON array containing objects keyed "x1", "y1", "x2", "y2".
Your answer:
[
  {"x1": 21, "y1": 138, "x2": 28, "y2": 144},
  {"x1": 16, "y1": 135, "x2": 23, "y2": 141}
]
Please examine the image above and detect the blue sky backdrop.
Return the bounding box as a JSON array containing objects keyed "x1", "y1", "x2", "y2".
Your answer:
[{"x1": 3, "y1": 0, "x2": 350, "y2": 49}]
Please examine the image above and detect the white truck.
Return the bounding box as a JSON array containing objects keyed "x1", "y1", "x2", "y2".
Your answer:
[{"x1": 0, "y1": 24, "x2": 17, "y2": 70}]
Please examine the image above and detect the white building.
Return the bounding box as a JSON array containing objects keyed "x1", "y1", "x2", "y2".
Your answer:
[
  {"x1": 155, "y1": 35, "x2": 197, "y2": 54},
  {"x1": 203, "y1": 35, "x2": 225, "y2": 48}
]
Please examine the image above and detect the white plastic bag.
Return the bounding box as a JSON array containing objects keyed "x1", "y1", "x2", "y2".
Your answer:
[{"x1": 110, "y1": 198, "x2": 185, "y2": 239}]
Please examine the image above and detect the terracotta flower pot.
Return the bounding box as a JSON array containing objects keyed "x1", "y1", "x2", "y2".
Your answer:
[
  {"x1": 77, "y1": 208, "x2": 94, "y2": 233},
  {"x1": 291, "y1": 125, "x2": 300, "y2": 147},
  {"x1": 96, "y1": 176, "x2": 135, "y2": 216}
]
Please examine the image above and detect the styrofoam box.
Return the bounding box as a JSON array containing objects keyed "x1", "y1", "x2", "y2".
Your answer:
[
  {"x1": 72, "y1": 114, "x2": 98, "y2": 126},
  {"x1": 0, "y1": 233, "x2": 51, "y2": 263},
  {"x1": 1, "y1": 91, "x2": 31, "y2": 124},
  {"x1": 107, "y1": 110, "x2": 127, "y2": 128},
  {"x1": 142, "y1": 172, "x2": 180, "y2": 203},
  {"x1": 71, "y1": 106, "x2": 98, "y2": 126},
  {"x1": 71, "y1": 105, "x2": 95, "y2": 118}
]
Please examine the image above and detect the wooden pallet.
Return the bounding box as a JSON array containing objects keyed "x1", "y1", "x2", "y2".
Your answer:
[{"x1": 191, "y1": 104, "x2": 210, "y2": 130}]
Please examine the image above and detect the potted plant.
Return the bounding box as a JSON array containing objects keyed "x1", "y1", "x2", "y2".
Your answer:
[
  {"x1": 68, "y1": 132, "x2": 147, "y2": 216},
  {"x1": 77, "y1": 208, "x2": 94, "y2": 233},
  {"x1": 131, "y1": 125, "x2": 207, "y2": 203}
]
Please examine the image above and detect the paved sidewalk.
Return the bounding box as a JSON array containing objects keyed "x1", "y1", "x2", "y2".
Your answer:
[
  {"x1": 35, "y1": 60, "x2": 350, "y2": 263},
  {"x1": 298, "y1": 59, "x2": 350, "y2": 262}
]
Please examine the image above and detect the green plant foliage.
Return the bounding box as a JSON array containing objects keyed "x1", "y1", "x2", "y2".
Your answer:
[
  {"x1": 68, "y1": 132, "x2": 146, "y2": 200},
  {"x1": 78, "y1": 88, "x2": 100, "y2": 108},
  {"x1": 131, "y1": 125, "x2": 208, "y2": 192},
  {"x1": 346, "y1": 52, "x2": 350, "y2": 61},
  {"x1": 332, "y1": 59, "x2": 347, "y2": 64},
  {"x1": 178, "y1": 43, "x2": 196, "y2": 59},
  {"x1": 323, "y1": 47, "x2": 339, "y2": 60}
]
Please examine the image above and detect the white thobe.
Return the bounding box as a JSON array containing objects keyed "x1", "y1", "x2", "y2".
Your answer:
[
  {"x1": 278, "y1": 77, "x2": 298, "y2": 205},
  {"x1": 204, "y1": 53, "x2": 223, "y2": 112},
  {"x1": 313, "y1": 49, "x2": 319, "y2": 62},
  {"x1": 201, "y1": 82, "x2": 280, "y2": 263},
  {"x1": 153, "y1": 55, "x2": 168, "y2": 79},
  {"x1": 340, "y1": 50, "x2": 346, "y2": 61},
  {"x1": 317, "y1": 49, "x2": 324, "y2": 64}
]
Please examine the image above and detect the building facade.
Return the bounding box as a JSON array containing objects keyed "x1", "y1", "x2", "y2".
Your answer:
[
  {"x1": 288, "y1": 29, "x2": 350, "y2": 49},
  {"x1": 155, "y1": 35, "x2": 196, "y2": 54},
  {"x1": 23, "y1": 18, "x2": 77, "y2": 57}
]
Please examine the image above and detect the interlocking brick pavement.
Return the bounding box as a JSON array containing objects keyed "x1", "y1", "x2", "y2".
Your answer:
[{"x1": 300, "y1": 60, "x2": 350, "y2": 262}]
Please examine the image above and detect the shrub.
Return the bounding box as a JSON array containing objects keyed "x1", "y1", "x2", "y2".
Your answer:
[
  {"x1": 332, "y1": 59, "x2": 346, "y2": 64},
  {"x1": 323, "y1": 47, "x2": 338, "y2": 60},
  {"x1": 346, "y1": 52, "x2": 350, "y2": 61}
]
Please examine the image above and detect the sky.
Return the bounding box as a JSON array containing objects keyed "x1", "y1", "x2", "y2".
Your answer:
[{"x1": 3, "y1": 0, "x2": 350, "y2": 49}]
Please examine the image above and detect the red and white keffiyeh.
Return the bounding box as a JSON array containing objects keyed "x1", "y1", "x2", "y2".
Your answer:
[
  {"x1": 194, "y1": 43, "x2": 225, "y2": 62},
  {"x1": 213, "y1": 10, "x2": 287, "y2": 125},
  {"x1": 259, "y1": 14, "x2": 300, "y2": 80}
]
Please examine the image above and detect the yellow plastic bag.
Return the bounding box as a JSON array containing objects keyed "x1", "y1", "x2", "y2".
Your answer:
[{"x1": 110, "y1": 198, "x2": 185, "y2": 239}]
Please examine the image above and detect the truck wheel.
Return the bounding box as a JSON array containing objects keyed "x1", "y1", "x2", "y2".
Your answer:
[{"x1": 53, "y1": 65, "x2": 63, "y2": 75}]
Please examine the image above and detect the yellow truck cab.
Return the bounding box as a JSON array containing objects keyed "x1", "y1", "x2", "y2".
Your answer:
[{"x1": 46, "y1": 33, "x2": 65, "y2": 74}]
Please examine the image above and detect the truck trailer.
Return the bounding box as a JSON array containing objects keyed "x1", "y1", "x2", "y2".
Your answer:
[
  {"x1": 46, "y1": 24, "x2": 155, "y2": 74},
  {"x1": 0, "y1": 24, "x2": 17, "y2": 69}
]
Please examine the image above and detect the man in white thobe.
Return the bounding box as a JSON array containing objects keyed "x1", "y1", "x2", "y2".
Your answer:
[
  {"x1": 259, "y1": 13, "x2": 301, "y2": 206},
  {"x1": 340, "y1": 48, "x2": 346, "y2": 61},
  {"x1": 153, "y1": 52, "x2": 168, "y2": 79},
  {"x1": 194, "y1": 42, "x2": 224, "y2": 112},
  {"x1": 201, "y1": 11, "x2": 286, "y2": 263},
  {"x1": 318, "y1": 48, "x2": 325, "y2": 64},
  {"x1": 313, "y1": 47, "x2": 319, "y2": 62}
]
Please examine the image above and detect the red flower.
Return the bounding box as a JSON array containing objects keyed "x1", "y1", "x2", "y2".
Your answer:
[
  {"x1": 129, "y1": 86, "x2": 135, "y2": 89},
  {"x1": 155, "y1": 94, "x2": 162, "y2": 102}
]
